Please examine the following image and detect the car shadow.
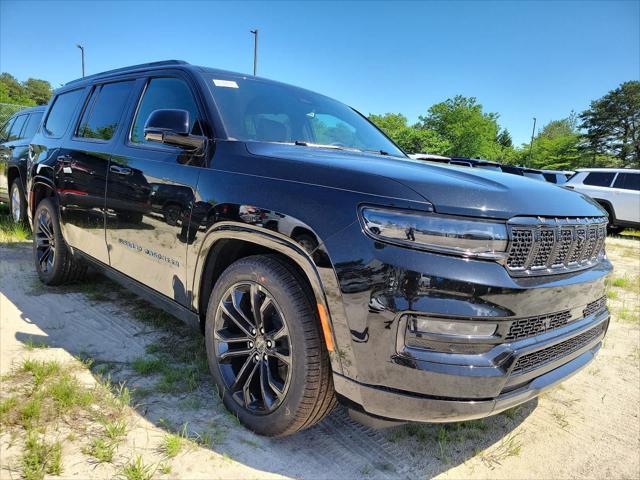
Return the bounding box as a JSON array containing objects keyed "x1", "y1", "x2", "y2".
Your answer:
[{"x1": 3, "y1": 245, "x2": 534, "y2": 479}]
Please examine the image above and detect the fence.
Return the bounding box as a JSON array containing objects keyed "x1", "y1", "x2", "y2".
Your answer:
[{"x1": 0, "y1": 102, "x2": 32, "y2": 126}]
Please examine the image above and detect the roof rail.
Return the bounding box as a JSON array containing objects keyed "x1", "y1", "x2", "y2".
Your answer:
[{"x1": 65, "y1": 60, "x2": 189, "y2": 85}]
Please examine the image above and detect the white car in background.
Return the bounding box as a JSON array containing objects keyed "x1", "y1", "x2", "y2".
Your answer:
[{"x1": 564, "y1": 168, "x2": 640, "y2": 232}]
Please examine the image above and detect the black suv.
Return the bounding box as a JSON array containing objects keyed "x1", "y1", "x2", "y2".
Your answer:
[
  {"x1": 0, "y1": 106, "x2": 46, "y2": 222},
  {"x1": 27, "y1": 61, "x2": 612, "y2": 436}
]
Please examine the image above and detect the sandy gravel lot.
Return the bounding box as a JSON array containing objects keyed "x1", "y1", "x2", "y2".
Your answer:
[{"x1": 1, "y1": 237, "x2": 638, "y2": 479}]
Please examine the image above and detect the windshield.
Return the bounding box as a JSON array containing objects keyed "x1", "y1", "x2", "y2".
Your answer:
[{"x1": 205, "y1": 74, "x2": 405, "y2": 157}]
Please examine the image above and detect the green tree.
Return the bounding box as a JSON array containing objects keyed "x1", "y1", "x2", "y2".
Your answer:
[
  {"x1": 0, "y1": 73, "x2": 35, "y2": 105},
  {"x1": 368, "y1": 112, "x2": 450, "y2": 154},
  {"x1": 417, "y1": 95, "x2": 502, "y2": 158},
  {"x1": 23, "y1": 78, "x2": 52, "y2": 105},
  {"x1": 579, "y1": 81, "x2": 639, "y2": 167},
  {"x1": 521, "y1": 114, "x2": 583, "y2": 170}
]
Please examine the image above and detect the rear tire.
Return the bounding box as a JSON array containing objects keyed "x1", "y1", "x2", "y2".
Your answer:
[
  {"x1": 204, "y1": 254, "x2": 336, "y2": 436},
  {"x1": 33, "y1": 198, "x2": 87, "y2": 285},
  {"x1": 9, "y1": 179, "x2": 27, "y2": 224}
]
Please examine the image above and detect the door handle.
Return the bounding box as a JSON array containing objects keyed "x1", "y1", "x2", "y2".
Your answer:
[{"x1": 110, "y1": 165, "x2": 132, "y2": 176}]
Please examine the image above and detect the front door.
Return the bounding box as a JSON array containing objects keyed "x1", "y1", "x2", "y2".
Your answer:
[
  {"x1": 105, "y1": 75, "x2": 208, "y2": 305},
  {"x1": 56, "y1": 80, "x2": 135, "y2": 264}
]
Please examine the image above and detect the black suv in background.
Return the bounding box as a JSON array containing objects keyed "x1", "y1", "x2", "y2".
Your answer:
[
  {"x1": 27, "y1": 61, "x2": 612, "y2": 436},
  {"x1": 0, "y1": 106, "x2": 45, "y2": 222}
]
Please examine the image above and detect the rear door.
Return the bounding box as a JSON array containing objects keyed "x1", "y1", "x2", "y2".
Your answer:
[
  {"x1": 611, "y1": 172, "x2": 640, "y2": 223},
  {"x1": 0, "y1": 114, "x2": 27, "y2": 201},
  {"x1": 105, "y1": 73, "x2": 209, "y2": 304},
  {"x1": 55, "y1": 80, "x2": 135, "y2": 264}
]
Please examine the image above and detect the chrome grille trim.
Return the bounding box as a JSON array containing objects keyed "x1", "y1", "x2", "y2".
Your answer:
[{"x1": 506, "y1": 217, "x2": 607, "y2": 276}]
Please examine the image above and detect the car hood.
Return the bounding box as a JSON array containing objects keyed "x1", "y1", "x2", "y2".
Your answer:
[{"x1": 244, "y1": 142, "x2": 605, "y2": 220}]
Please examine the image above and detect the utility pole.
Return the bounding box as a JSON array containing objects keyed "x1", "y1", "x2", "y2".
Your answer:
[
  {"x1": 527, "y1": 117, "x2": 537, "y2": 166},
  {"x1": 76, "y1": 44, "x2": 85, "y2": 77},
  {"x1": 250, "y1": 29, "x2": 258, "y2": 76}
]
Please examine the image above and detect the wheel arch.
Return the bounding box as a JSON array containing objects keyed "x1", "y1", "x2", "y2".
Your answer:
[
  {"x1": 191, "y1": 222, "x2": 343, "y2": 374},
  {"x1": 29, "y1": 178, "x2": 57, "y2": 225},
  {"x1": 592, "y1": 198, "x2": 616, "y2": 223},
  {"x1": 7, "y1": 165, "x2": 23, "y2": 193}
]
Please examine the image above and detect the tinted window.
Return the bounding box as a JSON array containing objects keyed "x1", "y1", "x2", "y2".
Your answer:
[
  {"x1": 77, "y1": 81, "x2": 133, "y2": 141},
  {"x1": 0, "y1": 117, "x2": 15, "y2": 142},
  {"x1": 613, "y1": 172, "x2": 640, "y2": 191},
  {"x1": 44, "y1": 89, "x2": 84, "y2": 138},
  {"x1": 543, "y1": 173, "x2": 558, "y2": 183},
  {"x1": 8, "y1": 114, "x2": 27, "y2": 141},
  {"x1": 583, "y1": 172, "x2": 615, "y2": 187},
  {"x1": 22, "y1": 112, "x2": 44, "y2": 139},
  {"x1": 131, "y1": 77, "x2": 201, "y2": 144}
]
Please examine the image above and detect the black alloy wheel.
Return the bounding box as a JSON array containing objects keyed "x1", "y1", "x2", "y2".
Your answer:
[
  {"x1": 213, "y1": 281, "x2": 292, "y2": 413},
  {"x1": 35, "y1": 207, "x2": 56, "y2": 274}
]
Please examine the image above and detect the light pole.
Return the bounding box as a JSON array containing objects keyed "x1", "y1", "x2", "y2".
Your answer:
[
  {"x1": 527, "y1": 117, "x2": 537, "y2": 166},
  {"x1": 76, "y1": 44, "x2": 85, "y2": 78},
  {"x1": 250, "y1": 29, "x2": 258, "y2": 76}
]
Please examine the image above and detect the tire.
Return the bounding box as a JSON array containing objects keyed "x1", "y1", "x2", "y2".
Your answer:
[
  {"x1": 204, "y1": 255, "x2": 336, "y2": 436},
  {"x1": 9, "y1": 179, "x2": 27, "y2": 224},
  {"x1": 32, "y1": 198, "x2": 87, "y2": 286},
  {"x1": 163, "y1": 204, "x2": 182, "y2": 226}
]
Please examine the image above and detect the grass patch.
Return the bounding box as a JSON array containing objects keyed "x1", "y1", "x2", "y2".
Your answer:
[
  {"x1": 21, "y1": 431, "x2": 62, "y2": 480},
  {"x1": 476, "y1": 431, "x2": 523, "y2": 469},
  {"x1": 84, "y1": 437, "x2": 116, "y2": 463},
  {"x1": 2, "y1": 357, "x2": 131, "y2": 478},
  {"x1": 119, "y1": 454, "x2": 155, "y2": 480},
  {"x1": 23, "y1": 337, "x2": 49, "y2": 351},
  {"x1": 0, "y1": 215, "x2": 31, "y2": 244},
  {"x1": 615, "y1": 305, "x2": 639, "y2": 323},
  {"x1": 131, "y1": 357, "x2": 165, "y2": 375},
  {"x1": 607, "y1": 289, "x2": 619, "y2": 300},
  {"x1": 611, "y1": 275, "x2": 640, "y2": 293}
]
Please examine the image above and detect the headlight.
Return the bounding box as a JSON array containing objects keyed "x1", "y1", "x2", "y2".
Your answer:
[{"x1": 359, "y1": 206, "x2": 508, "y2": 259}]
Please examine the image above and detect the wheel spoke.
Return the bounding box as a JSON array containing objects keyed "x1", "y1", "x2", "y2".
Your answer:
[
  {"x1": 259, "y1": 361, "x2": 276, "y2": 409},
  {"x1": 231, "y1": 287, "x2": 257, "y2": 330},
  {"x1": 230, "y1": 355, "x2": 256, "y2": 392},
  {"x1": 250, "y1": 283, "x2": 263, "y2": 331},
  {"x1": 270, "y1": 350, "x2": 291, "y2": 365},
  {"x1": 219, "y1": 347, "x2": 252, "y2": 363},
  {"x1": 242, "y1": 361, "x2": 260, "y2": 408},
  {"x1": 271, "y1": 326, "x2": 287, "y2": 341},
  {"x1": 221, "y1": 301, "x2": 253, "y2": 337},
  {"x1": 264, "y1": 358, "x2": 285, "y2": 399},
  {"x1": 39, "y1": 247, "x2": 51, "y2": 267},
  {"x1": 214, "y1": 329, "x2": 251, "y2": 344}
]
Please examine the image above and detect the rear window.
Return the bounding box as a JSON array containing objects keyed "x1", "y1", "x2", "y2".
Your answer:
[
  {"x1": 22, "y1": 112, "x2": 43, "y2": 140},
  {"x1": 501, "y1": 165, "x2": 523, "y2": 175},
  {"x1": 44, "y1": 89, "x2": 84, "y2": 138},
  {"x1": 583, "y1": 172, "x2": 615, "y2": 187},
  {"x1": 612, "y1": 172, "x2": 640, "y2": 191},
  {"x1": 77, "y1": 81, "x2": 134, "y2": 141}
]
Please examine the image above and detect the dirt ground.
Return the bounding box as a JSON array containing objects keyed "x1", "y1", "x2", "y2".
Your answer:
[{"x1": 1, "y1": 237, "x2": 639, "y2": 480}]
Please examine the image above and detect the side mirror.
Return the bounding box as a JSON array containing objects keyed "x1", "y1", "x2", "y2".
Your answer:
[{"x1": 143, "y1": 109, "x2": 206, "y2": 152}]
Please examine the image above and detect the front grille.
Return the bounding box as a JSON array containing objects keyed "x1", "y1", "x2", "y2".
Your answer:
[
  {"x1": 583, "y1": 296, "x2": 607, "y2": 318},
  {"x1": 512, "y1": 324, "x2": 604, "y2": 375},
  {"x1": 505, "y1": 310, "x2": 572, "y2": 341},
  {"x1": 506, "y1": 217, "x2": 607, "y2": 276}
]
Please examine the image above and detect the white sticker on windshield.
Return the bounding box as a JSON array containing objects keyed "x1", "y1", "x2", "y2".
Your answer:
[{"x1": 213, "y1": 79, "x2": 239, "y2": 88}]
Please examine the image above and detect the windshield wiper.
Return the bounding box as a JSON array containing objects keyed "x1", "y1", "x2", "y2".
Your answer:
[{"x1": 294, "y1": 141, "x2": 352, "y2": 151}]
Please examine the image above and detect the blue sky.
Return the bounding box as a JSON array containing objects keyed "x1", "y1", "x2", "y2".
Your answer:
[{"x1": 2, "y1": 0, "x2": 638, "y2": 145}]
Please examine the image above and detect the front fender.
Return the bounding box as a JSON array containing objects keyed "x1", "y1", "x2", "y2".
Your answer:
[{"x1": 189, "y1": 220, "x2": 355, "y2": 375}]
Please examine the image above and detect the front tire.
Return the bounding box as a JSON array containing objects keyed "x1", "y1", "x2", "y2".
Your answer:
[
  {"x1": 33, "y1": 198, "x2": 87, "y2": 285},
  {"x1": 9, "y1": 179, "x2": 27, "y2": 224},
  {"x1": 205, "y1": 255, "x2": 336, "y2": 436}
]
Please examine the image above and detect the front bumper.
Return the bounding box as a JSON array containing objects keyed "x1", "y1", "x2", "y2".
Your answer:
[
  {"x1": 335, "y1": 310, "x2": 608, "y2": 423},
  {"x1": 323, "y1": 222, "x2": 612, "y2": 423}
]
